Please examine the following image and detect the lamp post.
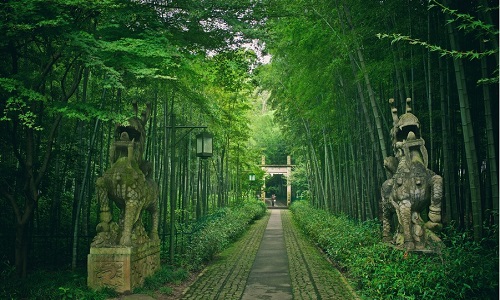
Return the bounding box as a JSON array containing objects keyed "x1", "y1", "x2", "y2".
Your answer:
[
  {"x1": 166, "y1": 121, "x2": 208, "y2": 262},
  {"x1": 196, "y1": 132, "x2": 213, "y2": 219}
]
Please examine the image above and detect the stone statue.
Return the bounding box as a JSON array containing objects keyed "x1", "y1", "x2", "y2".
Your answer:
[
  {"x1": 92, "y1": 101, "x2": 159, "y2": 247},
  {"x1": 381, "y1": 98, "x2": 443, "y2": 251}
]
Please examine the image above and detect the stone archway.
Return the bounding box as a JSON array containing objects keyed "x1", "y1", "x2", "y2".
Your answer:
[{"x1": 260, "y1": 155, "x2": 293, "y2": 206}]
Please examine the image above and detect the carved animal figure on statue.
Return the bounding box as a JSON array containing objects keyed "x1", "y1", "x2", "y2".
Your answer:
[
  {"x1": 381, "y1": 98, "x2": 443, "y2": 251},
  {"x1": 92, "y1": 102, "x2": 159, "y2": 247}
]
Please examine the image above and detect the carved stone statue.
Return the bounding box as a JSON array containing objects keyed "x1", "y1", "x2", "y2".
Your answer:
[
  {"x1": 92, "y1": 101, "x2": 159, "y2": 247},
  {"x1": 381, "y1": 98, "x2": 443, "y2": 251}
]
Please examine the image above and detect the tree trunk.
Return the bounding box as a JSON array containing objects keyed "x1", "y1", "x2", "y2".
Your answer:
[
  {"x1": 426, "y1": 8, "x2": 434, "y2": 169},
  {"x1": 338, "y1": 1, "x2": 388, "y2": 163},
  {"x1": 349, "y1": 142, "x2": 361, "y2": 219},
  {"x1": 328, "y1": 142, "x2": 339, "y2": 213},
  {"x1": 169, "y1": 111, "x2": 176, "y2": 262},
  {"x1": 0, "y1": 188, "x2": 36, "y2": 278},
  {"x1": 50, "y1": 148, "x2": 62, "y2": 236},
  {"x1": 478, "y1": 0, "x2": 499, "y2": 66},
  {"x1": 6, "y1": 110, "x2": 63, "y2": 277},
  {"x1": 439, "y1": 57, "x2": 452, "y2": 223},
  {"x1": 196, "y1": 159, "x2": 202, "y2": 220},
  {"x1": 304, "y1": 119, "x2": 326, "y2": 208},
  {"x1": 480, "y1": 40, "x2": 499, "y2": 225},
  {"x1": 323, "y1": 129, "x2": 332, "y2": 211},
  {"x1": 161, "y1": 91, "x2": 169, "y2": 238},
  {"x1": 72, "y1": 70, "x2": 102, "y2": 270},
  {"x1": 390, "y1": 39, "x2": 405, "y2": 101},
  {"x1": 15, "y1": 222, "x2": 30, "y2": 278},
  {"x1": 445, "y1": 14, "x2": 483, "y2": 240},
  {"x1": 346, "y1": 64, "x2": 383, "y2": 169},
  {"x1": 218, "y1": 148, "x2": 224, "y2": 207}
]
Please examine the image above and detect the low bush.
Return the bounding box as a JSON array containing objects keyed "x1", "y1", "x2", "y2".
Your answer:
[
  {"x1": 290, "y1": 200, "x2": 499, "y2": 300},
  {"x1": 183, "y1": 199, "x2": 267, "y2": 270},
  {"x1": 134, "y1": 265, "x2": 189, "y2": 293}
]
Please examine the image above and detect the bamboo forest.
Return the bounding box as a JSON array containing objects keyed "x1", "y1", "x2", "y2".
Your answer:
[{"x1": 0, "y1": 0, "x2": 498, "y2": 299}]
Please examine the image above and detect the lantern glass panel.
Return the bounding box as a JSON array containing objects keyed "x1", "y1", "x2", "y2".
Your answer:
[
  {"x1": 205, "y1": 135, "x2": 212, "y2": 154},
  {"x1": 196, "y1": 132, "x2": 213, "y2": 158},
  {"x1": 196, "y1": 136, "x2": 203, "y2": 154}
]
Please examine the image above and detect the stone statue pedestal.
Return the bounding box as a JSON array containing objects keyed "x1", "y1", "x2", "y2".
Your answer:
[{"x1": 87, "y1": 240, "x2": 160, "y2": 293}]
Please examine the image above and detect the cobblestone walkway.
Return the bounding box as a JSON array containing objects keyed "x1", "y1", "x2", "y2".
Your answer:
[
  {"x1": 282, "y1": 210, "x2": 358, "y2": 299},
  {"x1": 181, "y1": 212, "x2": 270, "y2": 299},
  {"x1": 181, "y1": 209, "x2": 358, "y2": 299},
  {"x1": 241, "y1": 209, "x2": 292, "y2": 299}
]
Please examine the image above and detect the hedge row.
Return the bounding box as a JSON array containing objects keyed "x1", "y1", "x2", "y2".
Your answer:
[
  {"x1": 183, "y1": 199, "x2": 267, "y2": 270},
  {"x1": 290, "y1": 200, "x2": 498, "y2": 300}
]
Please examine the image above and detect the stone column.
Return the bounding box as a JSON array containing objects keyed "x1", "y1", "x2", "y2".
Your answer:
[
  {"x1": 261, "y1": 155, "x2": 266, "y2": 203},
  {"x1": 286, "y1": 156, "x2": 292, "y2": 206}
]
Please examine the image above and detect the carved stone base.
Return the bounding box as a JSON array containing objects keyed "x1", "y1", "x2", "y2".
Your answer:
[
  {"x1": 388, "y1": 227, "x2": 444, "y2": 253},
  {"x1": 87, "y1": 240, "x2": 160, "y2": 293}
]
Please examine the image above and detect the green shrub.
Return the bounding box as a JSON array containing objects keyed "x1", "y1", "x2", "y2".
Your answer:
[
  {"x1": 135, "y1": 265, "x2": 189, "y2": 293},
  {"x1": 159, "y1": 286, "x2": 173, "y2": 295},
  {"x1": 184, "y1": 199, "x2": 266, "y2": 270},
  {"x1": 290, "y1": 201, "x2": 499, "y2": 300}
]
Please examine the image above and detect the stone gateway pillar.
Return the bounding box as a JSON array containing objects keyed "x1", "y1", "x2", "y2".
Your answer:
[
  {"x1": 88, "y1": 102, "x2": 160, "y2": 292},
  {"x1": 261, "y1": 155, "x2": 267, "y2": 203},
  {"x1": 286, "y1": 156, "x2": 292, "y2": 206}
]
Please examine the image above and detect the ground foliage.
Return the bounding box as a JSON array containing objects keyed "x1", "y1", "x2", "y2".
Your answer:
[
  {"x1": 182, "y1": 199, "x2": 267, "y2": 271},
  {"x1": 133, "y1": 265, "x2": 190, "y2": 297},
  {"x1": 290, "y1": 200, "x2": 499, "y2": 300},
  {"x1": 0, "y1": 267, "x2": 116, "y2": 299}
]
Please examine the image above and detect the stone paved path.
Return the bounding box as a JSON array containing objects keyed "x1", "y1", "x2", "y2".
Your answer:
[
  {"x1": 181, "y1": 209, "x2": 358, "y2": 300},
  {"x1": 241, "y1": 209, "x2": 292, "y2": 299}
]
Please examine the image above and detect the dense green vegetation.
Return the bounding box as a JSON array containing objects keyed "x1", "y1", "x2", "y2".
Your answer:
[
  {"x1": 290, "y1": 201, "x2": 498, "y2": 299},
  {"x1": 0, "y1": 0, "x2": 497, "y2": 297},
  {"x1": 257, "y1": 0, "x2": 499, "y2": 239},
  {"x1": 0, "y1": 0, "x2": 267, "y2": 278},
  {"x1": 0, "y1": 267, "x2": 116, "y2": 300}
]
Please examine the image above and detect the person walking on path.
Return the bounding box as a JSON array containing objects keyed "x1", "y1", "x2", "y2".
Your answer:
[{"x1": 271, "y1": 194, "x2": 276, "y2": 207}]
